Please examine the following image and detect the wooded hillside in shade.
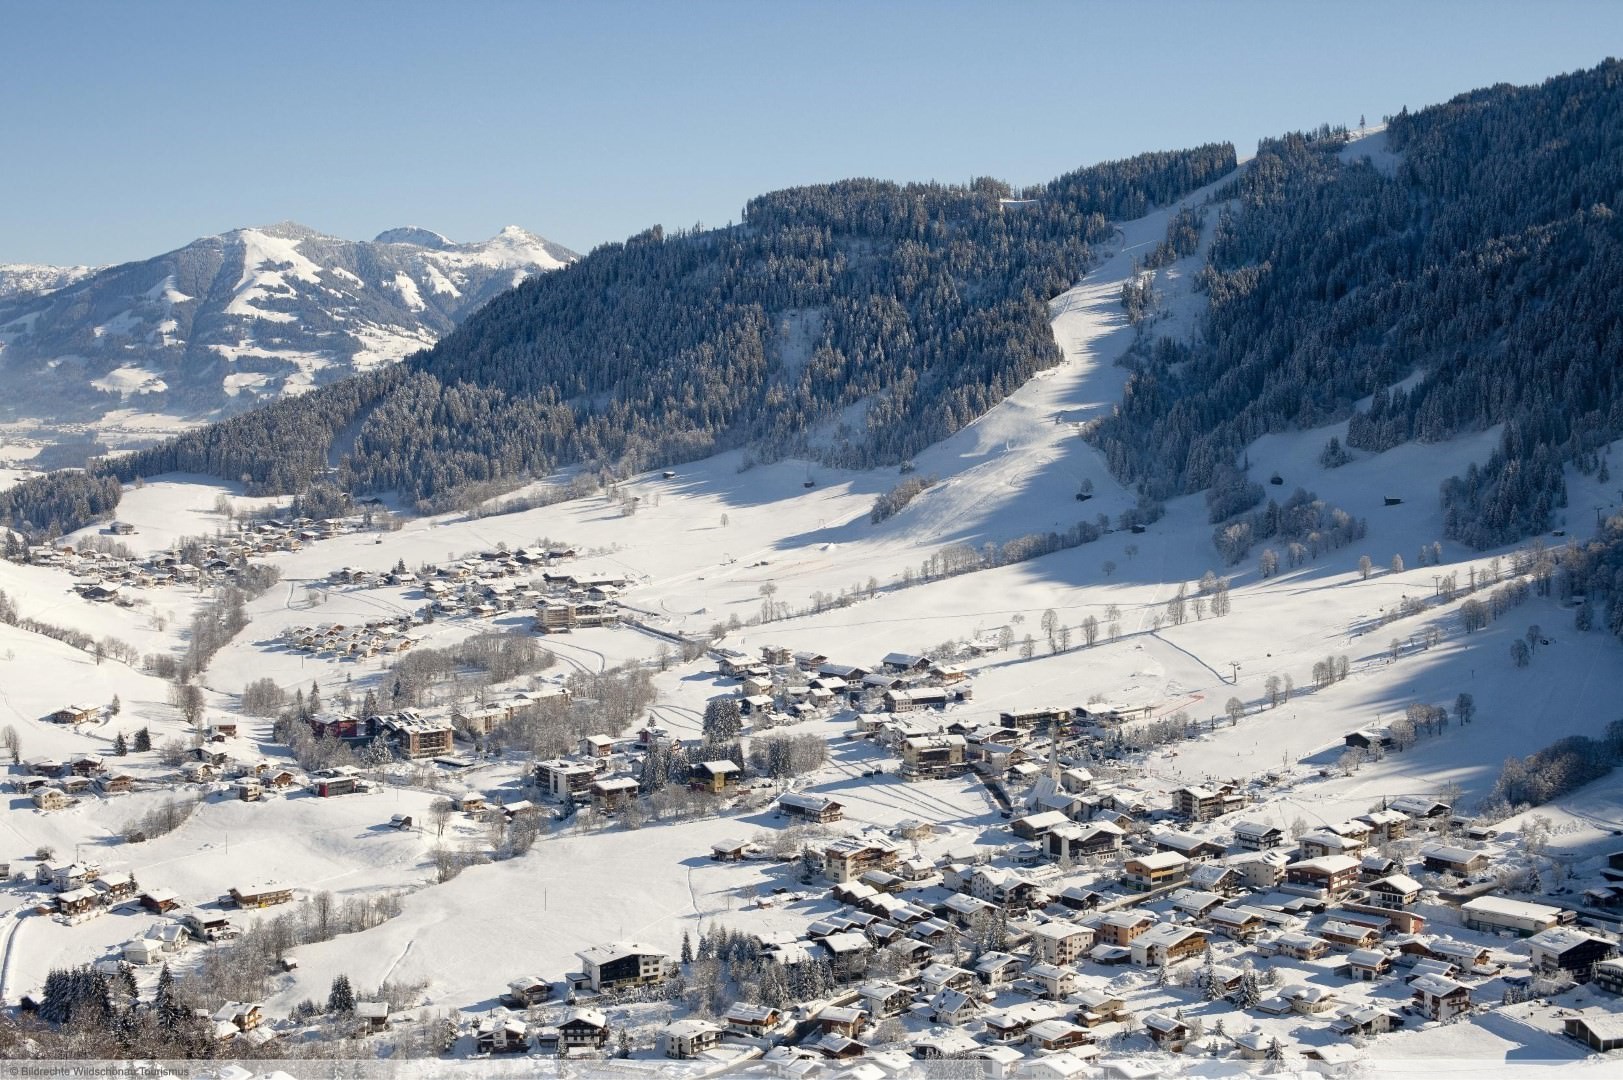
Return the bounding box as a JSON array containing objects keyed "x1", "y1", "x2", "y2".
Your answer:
[
  {"x1": 101, "y1": 146, "x2": 1235, "y2": 507},
  {"x1": 1090, "y1": 61, "x2": 1623, "y2": 548}
]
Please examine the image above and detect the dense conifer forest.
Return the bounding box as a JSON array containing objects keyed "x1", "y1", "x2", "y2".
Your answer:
[{"x1": 1091, "y1": 61, "x2": 1623, "y2": 548}]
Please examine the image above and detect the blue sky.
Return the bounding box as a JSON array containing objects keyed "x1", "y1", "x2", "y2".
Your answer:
[{"x1": 5, "y1": 0, "x2": 1621, "y2": 265}]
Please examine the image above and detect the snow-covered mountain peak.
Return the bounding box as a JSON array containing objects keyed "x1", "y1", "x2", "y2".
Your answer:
[
  {"x1": 0, "y1": 221, "x2": 578, "y2": 425},
  {"x1": 374, "y1": 226, "x2": 453, "y2": 249},
  {"x1": 458, "y1": 225, "x2": 575, "y2": 271}
]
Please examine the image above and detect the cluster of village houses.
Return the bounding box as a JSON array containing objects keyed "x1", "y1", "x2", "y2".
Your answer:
[
  {"x1": 462, "y1": 780, "x2": 1623, "y2": 1065},
  {"x1": 11, "y1": 640, "x2": 1623, "y2": 1063},
  {"x1": 8, "y1": 857, "x2": 396, "y2": 1047},
  {"x1": 278, "y1": 557, "x2": 628, "y2": 663},
  {"x1": 438, "y1": 645, "x2": 1623, "y2": 1064},
  {"x1": 17, "y1": 516, "x2": 364, "y2": 603}
]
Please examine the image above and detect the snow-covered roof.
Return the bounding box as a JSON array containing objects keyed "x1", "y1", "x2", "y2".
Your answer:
[
  {"x1": 576, "y1": 941, "x2": 668, "y2": 966},
  {"x1": 1410, "y1": 973, "x2": 1468, "y2": 996},
  {"x1": 1460, "y1": 895, "x2": 1562, "y2": 922}
]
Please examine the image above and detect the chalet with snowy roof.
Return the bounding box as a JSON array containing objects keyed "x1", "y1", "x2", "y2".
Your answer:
[
  {"x1": 1367, "y1": 873, "x2": 1423, "y2": 909},
  {"x1": 1343, "y1": 727, "x2": 1394, "y2": 751},
  {"x1": 1269, "y1": 932, "x2": 1331, "y2": 961},
  {"x1": 856, "y1": 981, "x2": 913, "y2": 1019},
  {"x1": 1170, "y1": 888, "x2": 1227, "y2": 918},
  {"x1": 49, "y1": 704, "x2": 100, "y2": 725},
  {"x1": 886, "y1": 687, "x2": 956, "y2": 715},
  {"x1": 1065, "y1": 989, "x2": 1128, "y2": 1028},
  {"x1": 1028, "y1": 962, "x2": 1080, "y2": 1000},
  {"x1": 1141, "y1": 1012, "x2": 1191, "y2": 1051},
  {"x1": 306, "y1": 712, "x2": 366, "y2": 743},
  {"x1": 1206, "y1": 904, "x2": 1267, "y2": 942},
  {"x1": 1152, "y1": 828, "x2": 1226, "y2": 861},
  {"x1": 1594, "y1": 958, "x2": 1623, "y2": 995},
  {"x1": 1527, "y1": 927, "x2": 1617, "y2": 979},
  {"x1": 1094, "y1": 910, "x2": 1156, "y2": 947},
  {"x1": 818, "y1": 835, "x2": 901, "y2": 883},
  {"x1": 559, "y1": 1007, "x2": 609, "y2": 1050},
  {"x1": 723, "y1": 1002, "x2": 783, "y2": 1037},
  {"x1": 501, "y1": 976, "x2": 552, "y2": 1007},
  {"x1": 984, "y1": 1000, "x2": 1064, "y2": 1042},
  {"x1": 974, "y1": 950, "x2": 1025, "y2": 987},
  {"x1": 1174, "y1": 783, "x2": 1246, "y2": 822},
  {"x1": 661, "y1": 1018, "x2": 723, "y2": 1059},
  {"x1": 1389, "y1": 795, "x2": 1451, "y2": 819},
  {"x1": 1122, "y1": 850, "x2": 1189, "y2": 892},
  {"x1": 574, "y1": 942, "x2": 671, "y2": 992},
  {"x1": 1460, "y1": 895, "x2": 1565, "y2": 936},
  {"x1": 1031, "y1": 922, "x2": 1094, "y2": 964},
  {"x1": 1419, "y1": 842, "x2": 1490, "y2": 876},
  {"x1": 1297, "y1": 829, "x2": 1363, "y2": 859},
  {"x1": 1285, "y1": 855, "x2": 1361, "y2": 895},
  {"x1": 310, "y1": 768, "x2": 363, "y2": 798},
  {"x1": 375, "y1": 713, "x2": 453, "y2": 760},
  {"x1": 1288, "y1": 985, "x2": 1340, "y2": 1015},
  {"x1": 916, "y1": 1022, "x2": 979, "y2": 1054},
  {"x1": 1131, "y1": 923, "x2": 1207, "y2": 967},
  {"x1": 587, "y1": 775, "x2": 638, "y2": 811},
  {"x1": 1046, "y1": 821, "x2": 1125, "y2": 860},
  {"x1": 1358, "y1": 807, "x2": 1410, "y2": 841},
  {"x1": 229, "y1": 884, "x2": 292, "y2": 909},
  {"x1": 1237, "y1": 849, "x2": 1289, "y2": 889},
  {"x1": 1012, "y1": 809, "x2": 1069, "y2": 840},
  {"x1": 1346, "y1": 948, "x2": 1394, "y2": 981},
  {"x1": 812, "y1": 1003, "x2": 868, "y2": 1039},
  {"x1": 879, "y1": 652, "x2": 930, "y2": 673},
  {"x1": 56, "y1": 886, "x2": 101, "y2": 916},
  {"x1": 691, "y1": 759, "x2": 741, "y2": 793},
  {"x1": 942, "y1": 892, "x2": 997, "y2": 925},
  {"x1": 1317, "y1": 918, "x2": 1382, "y2": 951},
  {"x1": 919, "y1": 961, "x2": 977, "y2": 996},
  {"x1": 898, "y1": 733, "x2": 967, "y2": 779},
  {"x1": 31, "y1": 787, "x2": 69, "y2": 810},
  {"x1": 998, "y1": 706, "x2": 1072, "y2": 730},
  {"x1": 179, "y1": 909, "x2": 234, "y2": 942},
  {"x1": 92, "y1": 872, "x2": 136, "y2": 903},
  {"x1": 1410, "y1": 973, "x2": 1471, "y2": 1021}
]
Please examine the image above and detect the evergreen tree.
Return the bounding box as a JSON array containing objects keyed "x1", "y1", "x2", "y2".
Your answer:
[
  {"x1": 154, "y1": 964, "x2": 187, "y2": 1033},
  {"x1": 702, "y1": 697, "x2": 742, "y2": 741},
  {"x1": 327, "y1": 973, "x2": 356, "y2": 1014},
  {"x1": 133, "y1": 727, "x2": 151, "y2": 753},
  {"x1": 112, "y1": 731, "x2": 128, "y2": 756}
]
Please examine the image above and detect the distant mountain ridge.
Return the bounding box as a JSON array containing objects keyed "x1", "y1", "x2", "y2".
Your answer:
[
  {"x1": 0, "y1": 223, "x2": 576, "y2": 421},
  {"x1": 0, "y1": 263, "x2": 101, "y2": 301}
]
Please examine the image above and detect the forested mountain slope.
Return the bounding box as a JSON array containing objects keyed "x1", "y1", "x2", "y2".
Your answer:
[
  {"x1": 1090, "y1": 60, "x2": 1623, "y2": 549},
  {"x1": 91, "y1": 147, "x2": 1234, "y2": 507}
]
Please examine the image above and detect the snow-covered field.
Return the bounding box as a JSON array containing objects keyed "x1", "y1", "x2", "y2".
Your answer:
[{"x1": 2, "y1": 137, "x2": 1619, "y2": 1067}]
